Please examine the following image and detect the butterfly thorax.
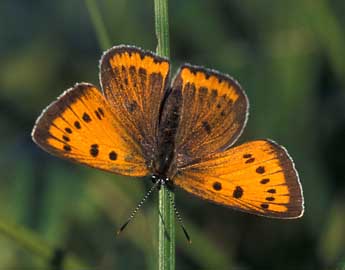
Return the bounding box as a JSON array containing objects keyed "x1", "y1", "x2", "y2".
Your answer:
[{"x1": 152, "y1": 87, "x2": 182, "y2": 180}]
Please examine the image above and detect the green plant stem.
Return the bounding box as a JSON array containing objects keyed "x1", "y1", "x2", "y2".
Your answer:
[
  {"x1": 155, "y1": 0, "x2": 170, "y2": 58},
  {"x1": 85, "y1": 0, "x2": 111, "y2": 50},
  {"x1": 0, "y1": 219, "x2": 87, "y2": 269},
  {"x1": 154, "y1": 0, "x2": 174, "y2": 269},
  {"x1": 158, "y1": 187, "x2": 175, "y2": 270}
]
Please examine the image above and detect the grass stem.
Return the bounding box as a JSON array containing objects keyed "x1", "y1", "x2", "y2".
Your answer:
[
  {"x1": 154, "y1": 0, "x2": 174, "y2": 269},
  {"x1": 85, "y1": 0, "x2": 111, "y2": 50}
]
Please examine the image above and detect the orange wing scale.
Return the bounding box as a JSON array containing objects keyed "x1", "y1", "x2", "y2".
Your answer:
[
  {"x1": 100, "y1": 46, "x2": 170, "y2": 163},
  {"x1": 170, "y1": 64, "x2": 248, "y2": 166},
  {"x1": 32, "y1": 83, "x2": 148, "y2": 177},
  {"x1": 174, "y1": 140, "x2": 304, "y2": 218}
]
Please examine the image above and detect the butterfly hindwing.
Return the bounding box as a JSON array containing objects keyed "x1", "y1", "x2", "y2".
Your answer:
[
  {"x1": 169, "y1": 64, "x2": 248, "y2": 166},
  {"x1": 174, "y1": 140, "x2": 304, "y2": 218},
  {"x1": 100, "y1": 45, "x2": 170, "y2": 163},
  {"x1": 32, "y1": 83, "x2": 149, "y2": 177}
]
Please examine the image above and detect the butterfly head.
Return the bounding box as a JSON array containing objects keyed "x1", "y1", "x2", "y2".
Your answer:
[{"x1": 151, "y1": 174, "x2": 174, "y2": 190}]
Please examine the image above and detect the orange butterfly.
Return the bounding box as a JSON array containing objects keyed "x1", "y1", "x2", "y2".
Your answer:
[{"x1": 32, "y1": 45, "x2": 304, "y2": 219}]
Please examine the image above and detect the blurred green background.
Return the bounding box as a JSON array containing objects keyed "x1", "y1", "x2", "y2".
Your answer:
[{"x1": 1, "y1": 0, "x2": 345, "y2": 269}]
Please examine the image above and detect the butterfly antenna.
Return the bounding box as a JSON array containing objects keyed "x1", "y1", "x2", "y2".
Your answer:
[
  {"x1": 165, "y1": 185, "x2": 192, "y2": 244},
  {"x1": 117, "y1": 179, "x2": 160, "y2": 235}
]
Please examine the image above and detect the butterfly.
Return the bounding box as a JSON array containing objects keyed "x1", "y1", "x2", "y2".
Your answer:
[{"x1": 32, "y1": 45, "x2": 304, "y2": 219}]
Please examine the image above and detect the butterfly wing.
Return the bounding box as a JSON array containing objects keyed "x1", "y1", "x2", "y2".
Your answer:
[
  {"x1": 100, "y1": 45, "x2": 170, "y2": 163},
  {"x1": 174, "y1": 140, "x2": 304, "y2": 218},
  {"x1": 32, "y1": 83, "x2": 148, "y2": 176},
  {"x1": 33, "y1": 46, "x2": 171, "y2": 176},
  {"x1": 169, "y1": 64, "x2": 248, "y2": 166}
]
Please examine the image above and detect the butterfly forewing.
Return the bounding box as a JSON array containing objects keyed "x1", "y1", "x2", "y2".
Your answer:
[
  {"x1": 100, "y1": 46, "x2": 170, "y2": 163},
  {"x1": 168, "y1": 64, "x2": 248, "y2": 167},
  {"x1": 174, "y1": 140, "x2": 304, "y2": 218},
  {"x1": 32, "y1": 83, "x2": 149, "y2": 177}
]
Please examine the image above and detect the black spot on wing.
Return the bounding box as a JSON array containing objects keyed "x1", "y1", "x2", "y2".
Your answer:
[
  {"x1": 109, "y1": 151, "x2": 117, "y2": 160},
  {"x1": 129, "y1": 66, "x2": 138, "y2": 87},
  {"x1": 138, "y1": 68, "x2": 147, "y2": 93},
  {"x1": 198, "y1": 87, "x2": 208, "y2": 102},
  {"x1": 211, "y1": 89, "x2": 218, "y2": 102},
  {"x1": 74, "y1": 121, "x2": 81, "y2": 129},
  {"x1": 82, "y1": 113, "x2": 91, "y2": 122},
  {"x1": 98, "y1": 107, "x2": 104, "y2": 117},
  {"x1": 233, "y1": 186, "x2": 243, "y2": 198},
  {"x1": 245, "y1": 157, "x2": 255, "y2": 163},
  {"x1": 260, "y1": 178, "x2": 270, "y2": 184},
  {"x1": 95, "y1": 107, "x2": 105, "y2": 120},
  {"x1": 90, "y1": 144, "x2": 99, "y2": 157},
  {"x1": 256, "y1": 166, "x2": 265, "y2": 174},
  {"x1": 128, "y1": 101, "x2": 138, "y2": 113},
  {"x1": 261, "y1": 203, "x2": 269, "y2": 209},
  {"x1": 213, "y1": 182, "x2": 222, "y2": 191},
  {"x1": 95, "y1": 110, "x2": 102, "y2": 120},
  {"x1": 202, "y1": 121, "x2": 212, "y2": 134}
]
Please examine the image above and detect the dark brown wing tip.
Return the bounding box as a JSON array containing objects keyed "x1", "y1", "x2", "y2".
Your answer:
[
  {"x1": 99, "y1": 44, "x2": 170, "y2": 72},
  {"x1": 264, "y1": 139, "x2": 305, "y2": 219},
  {"x1": 31, "y1": 82, "x2": 96, "y2": 148}
]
